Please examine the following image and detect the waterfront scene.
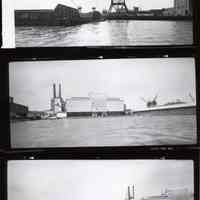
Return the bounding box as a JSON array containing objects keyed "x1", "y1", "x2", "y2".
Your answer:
[
  {"x1": 15, "y1": 20, "x2": 193, "y2": 47},
  {"x1": 8, "y1": 160, "x2": 194, "y2": 200},
  {"x1": 12, "y1": 0, "x2": 193, "y2": 47},
  {"x1": 11, "y1": 115, "x2": 196, "y2": 148},
  {"x1": 9, "y1": 58, "x2": 196, "y2": 148}
]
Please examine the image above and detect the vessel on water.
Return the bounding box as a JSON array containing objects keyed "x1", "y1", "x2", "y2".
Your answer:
[
  {"x1": 142, "y1": 188, "x2": 192, "y2": 200},
  {"x1": 134, "y1": 95, "x2": 196, "y2": 116}
]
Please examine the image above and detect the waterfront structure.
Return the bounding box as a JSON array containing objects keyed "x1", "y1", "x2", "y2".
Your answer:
[
  {"x1": 107, "y1": 98, "x2": 125, "y2": 114},
  {"x1": 162, "y1": 8, "x2": 176, "y2": 16},
  {"x1": 15, "y1": 4, "x2": 103, "y2": 26},
  {"x1": 54, "y1": 4, "x2": 80, "y2": 25},
  {"x1": 174, "y1": 0, "x2": 192, "y2": 16},
  {"x1": 142, "y1": 188, "x2": 191, "y2": 200},
  {"x1": 66, "y1": 97, "x2": 92, "y2": 116},
  {"x1": 15, "y1": 4, "x2": 80, "y2": 26},
  {"x1": 15, "y1": 9, "x2": 56, "y2": 26},
  {"x1": 108, "y1": 0, "x2": 128, "y2": 13},
  {"x1": 9, "y1": 97, "x2": 29, "y2": 119},
  {"x1": 65, "y1": 94, "x2": 125, "y2": 116},
  {"x1": 51, "y1": 84, "x2": 65, "y2": 114}
]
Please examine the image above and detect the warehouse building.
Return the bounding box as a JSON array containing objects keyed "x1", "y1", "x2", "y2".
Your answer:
[
  {"x1": 15, "y1": 4, "x2": 80, "y2": 26},
  {"x1": 65, "y1": 96, "x2": 125, "y2": 117},
  {"x1": 107, "y1": 98, "x2": 125, "y2": 115},
  {"x1": 66, "y1": 97, "x2": 92, "y2": 116},
  {"x1": 54, "y1": 4, "x2": 80, "y2": 25},
  {"x1": 9, "y1": 97, "x2": 29, "y2": 119},
  {"x1": 174, "y1": 0, "x2": 192, "y2": 16},
  {"x1": 15, "y1": 9, "x2": 56, "y2": 26}
]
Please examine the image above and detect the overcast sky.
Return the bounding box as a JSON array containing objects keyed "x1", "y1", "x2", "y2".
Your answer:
[
  {"x1": 8, "y1": 160, "x2": 193, "y2": 200},
  {"x1": 9, "y1": 0, "x2": 174, "y2": 12},
  {"x1": 9, "y1": 58, "x2": 196, "y2": 111}
]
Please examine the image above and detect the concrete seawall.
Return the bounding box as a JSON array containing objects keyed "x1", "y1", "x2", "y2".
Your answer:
[{"x1": 106, "y1": 15, "x2": 192, "y2": 21}]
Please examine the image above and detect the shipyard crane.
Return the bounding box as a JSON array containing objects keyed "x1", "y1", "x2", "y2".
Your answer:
[
  {"x1": 109, "y1": 0, "x2": 129, "y2": 13},
  {"x1": 141, "y1": 94, "x2": 158, "y2": 108},
  {"x1": 189, "y1": 92, "x2": 195, "y2": 102}
]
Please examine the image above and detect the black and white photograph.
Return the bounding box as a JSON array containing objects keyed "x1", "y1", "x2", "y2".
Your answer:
[
  {"x1": 2, "y1": 0, "x2": 193, "y2": 47},
  {"x1": 9, "y1": 58, "x2": 196, "y2": 148},
  {"x1": 8, "y1": 160, "x2": 194, "y2": 200}
]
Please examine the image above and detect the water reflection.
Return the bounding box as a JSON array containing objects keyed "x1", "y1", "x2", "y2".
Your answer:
[{"x1": 15, "y1": 20, "x2": 193, "y2": 47}]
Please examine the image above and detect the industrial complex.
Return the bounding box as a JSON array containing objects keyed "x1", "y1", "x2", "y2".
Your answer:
[
  {"x1": 15, "y1": 4, "x2": 102, "y2": 26},
  {"x1": 15, "y1": 0, "x2": 193, "y2": 27},
  {"x1": 9, "y1": 97, "x2": 29, "y2": 119},
  {"x1": 9, "y1": 82, "x2": 196, "y2": 121},
  {"x1": 51, "y1": 83, "x2": 125, "y2": 118}
]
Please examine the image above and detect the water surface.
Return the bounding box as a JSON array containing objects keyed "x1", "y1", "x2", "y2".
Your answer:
[
  {"x1": 11, "y1": 115, "x2": 196, "y2": 148},
  {"x1": 15, "y1": 20, "x2": 193, "y2": 46}
]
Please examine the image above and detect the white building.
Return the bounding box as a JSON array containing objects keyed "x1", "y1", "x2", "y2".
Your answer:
[
  {"x1": 66, "y1": 97, "x2": 92, "y2": 113},
  {"x1": 107, "y1": 98, "x2": 124, "y2": 112},
  {"x1": 174, "y1": 0, "x2": 192, "y2": 16},
  {"x1": 65, "y1": 95, "x2": 125, "y2": 116}
]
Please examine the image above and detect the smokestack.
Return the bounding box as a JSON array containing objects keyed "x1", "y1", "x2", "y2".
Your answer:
[
  {"x1": 128, "y1": 185, "x2": 134, "y2": 200},
  {"x1": 59, "y1": 83, "x2": 61, "y2": 98},
  {"x1": 53, "y1": 83, "x2": 56, "y2": 98},
  {"x1": 128, "y1": 186, "x2": 131, "y2": 200}
]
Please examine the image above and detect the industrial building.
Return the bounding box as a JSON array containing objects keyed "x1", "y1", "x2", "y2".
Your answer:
[
  {"x1": 66, "y1": 97, "x2": 92, "y2": 116},
  {"x1": 107, "y1": 98, "x2": 125, "y2": 114},
  {"x1": 65, "y1": 95, "x2": 125, "y2": 117},
  {"x1": 50, "y1": 84, "x2": 125, "y2": 117},
  {"x1": 174, "y1": 0, "x2": 192, "y2": 16},
  {"x1": 15, "y1": 4, "x2": 103, "y2": 26},
  {"x1": 9, "y1": 97, "x2": 29, "y2": 119},
  {"x1": 15, "y1": 4, "x2": 80, "y2": 26},
  {"x1": 51, "y1": 83, "x2": 65, "y2": 114},
  {"x1": 15, "y1": 9, "x2": 56, "y2": 26}
]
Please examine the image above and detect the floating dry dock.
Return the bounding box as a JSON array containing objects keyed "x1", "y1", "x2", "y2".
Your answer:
[{"x1": 133, "y1": 104, "x2": 196, "y2": 116}]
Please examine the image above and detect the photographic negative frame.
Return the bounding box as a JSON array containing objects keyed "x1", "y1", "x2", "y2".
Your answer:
[
  {"x1": 0, "y1": 47, "x2": 198, "y2": 151},
  {"x1": 2, "y1": 149, "x2": 200, "y2": 200},
  {"x1": 1, "y1": 0, "x2": 200, "y2": 48}
]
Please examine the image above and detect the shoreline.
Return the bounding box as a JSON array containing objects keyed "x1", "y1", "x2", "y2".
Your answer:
[{"x1": 106, "y1": 15, "x2": 192, "y2": 21}]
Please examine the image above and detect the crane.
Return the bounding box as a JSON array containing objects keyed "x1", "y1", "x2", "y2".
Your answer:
[{"x1": 141, "y1": 94, "x2": 158, "y2": 108}]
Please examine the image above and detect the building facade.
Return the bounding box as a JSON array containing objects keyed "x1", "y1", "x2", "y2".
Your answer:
[
  {"x1": 15, "y1": 9, "x2": 56, "y2": 26},
  {"x1": 15, "y1": 4, "x2": 80, "y2": 26},
  {"x1": 66, "y1": 97, "x2": 92, "y2": 116},
  {"x1": 10, "y1": 97, "x2": 29, "y2": 119},
  {"x1": 107, "y1": 98, "x2": 125, "y2": 114},
  {"x1": 65, "y1": 95, "x2": 125, "y2": 116},
  {"x1": 54, "y1": 4, "x2": 80, "y2": 25},
  {"x1": 162, "y1": 8, "x2": 176, "y2": 16},
  {"x1": 174, "y1": 0, "x2": 192, "y2": 16}
]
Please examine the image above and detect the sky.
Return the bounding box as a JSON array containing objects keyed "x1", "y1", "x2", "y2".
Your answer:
[
  {"x1": 9, "y1": 0, "x2": 174, "y2": 12},
  {"x1": 9, "y1": 58, "x2": 196, "y2": 111},
  {"x1": 8, "y1": 160, "x2": 194, "y2": 200}
]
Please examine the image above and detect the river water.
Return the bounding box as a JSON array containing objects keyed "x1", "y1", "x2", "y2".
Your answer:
[
  {"x1": 15, "y1": 20, "x2": 193, "y2": 47},
  {"x1": 11, "y1": 115, "x2": 196, "y2": 148}
]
